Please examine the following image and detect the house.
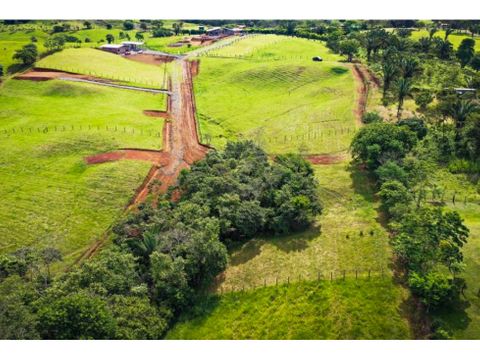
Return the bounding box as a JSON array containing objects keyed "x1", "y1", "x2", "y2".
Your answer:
[
  {"x1": 230, "y1": 27, "x2": 245, "y2": 35},
  {"x1": 122, "y1": 41, "x2": 144, "y2": 52},
  {"x1": 99, "y1": 44, "x2": 127, "y2": 54}
]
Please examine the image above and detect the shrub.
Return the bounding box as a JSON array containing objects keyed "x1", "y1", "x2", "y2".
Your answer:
[{"x1": 362, "y1": 111, "x2": 383, "y2": 124}]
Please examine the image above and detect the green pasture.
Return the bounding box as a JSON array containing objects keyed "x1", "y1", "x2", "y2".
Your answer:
[
  {"x1": 216, "y1": 162, "x2": 396, "y2": 290},
  {"x1": 167, "y1": 278, "x2": 411, "y2": 339},
  {"x1": 36, "y1": 48, "x2": 168, "y2": 88},
  {"x1": 410, "y1": 29, "x2": 480, "y2": 51},
  {"x1": 429, "y1": 169, "x2": 480, "y2": 339},
  {"x1": 193, "y1": 36, "x2": 357, "y2": 154},
  {"x1": 0, "y1": 79, "x2": 166, "y2": 264},
  {"x1": 0, "y1": 29, "x2": 48, "y2": 71}
]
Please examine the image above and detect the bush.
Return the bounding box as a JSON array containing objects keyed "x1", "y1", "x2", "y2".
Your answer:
[
  {"x1": 448, "y1": 158, "x2": 480, "y2": 174},
  {"x1": 408, "y1": 271, "x2": 456, "y2": 309},
  {"x1": 123, "y1": 20, "x2": 134, "y2": 31},
  {"x1": 362, "y1": 111, "x2": 383, "y2": 124},
  {"x1": 397, "y1": 117, "x2": 428, "y2": 139}
]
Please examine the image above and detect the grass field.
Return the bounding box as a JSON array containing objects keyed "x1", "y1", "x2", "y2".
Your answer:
[
  {"x1": 193, "y1": 35, "x2": 357, "y2": 154},
  {"x1": 410, "y1": 29, "x2": 480, "y2": 51},
  {"x1": 215, "y1": 162, "x2": 395, "y2": 290},
  {"x1": 36, "y1": 48, "x2": 167, "y2": 88},
  {"x1": 429, "y1": 169, "x2": 480, "y2": 339},
  {"x1": 167, "y1": 277, "x2": 410, "y2": 339},
  {"x1": 0, "y1": 79, "x2": 166, "y2": 264},
  {"x1": 168, "y1": 161, "x2": 411, "y2": 339},
  {"x1": 0, "y1": 29, "x2": 48, "y2": 71}
]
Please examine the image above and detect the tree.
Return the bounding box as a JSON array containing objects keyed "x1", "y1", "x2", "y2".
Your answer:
[
  {"x1": 44, "y1": 34, "x2": 65, "y2": 52},
  {"x1": 350, "y1": 122, "x2": 417, "y2": 170},
  {"x1": 456, "y1": 38, "x2": 476, "y2": 67},
  {"x1": 397, "y1": 117, "x2": 428, "y2": 139},
  {"x1": 105, "y1": 23, "x2": 112, "y2": 30},
  {"x1": 444, "y1": 28, "x2": 454, "y2": 41},
  {"x1": 123, "y1": 20, "x2": 134, "y2": 30},
  {"x1": 12, "y1": 43, "x2": 37, "y2": 65},
  {"x1": 338, "y1": 39, "x2": 360, "y2": 62},
  {"x1": 382, "y1": 60, "x2": 398, "y2": 103},
  {"x1": 415, "y1": 89, "x2": 434, "y2": 110},
  {"x1": 399, "y1": 57, "x2": 420, "y2": 79},
  {"x1": 428, "y1": 27, "x2": 438, "y2": 40},
  {"x1": 105, "y1": 34, "x2": 115, "y2": 44},
  {"x1": 408, "y1": 271, "x2": 456, "y2": 310},
  {"x1": 150, "y1": 252, "x2": 190, "y2": 310},
  {"x1": 0, "y1": 64, "x2": 3, "y2": 77},
  {"x1": 434, "y1": 38, "x2": 453, "y2": 60},
  {"x1": 36, "y1": 292, "x2": 115, "y2": 339},
  {"x1": 139, "y1": 22, "x2": 148, "y2": 31},
  {"x1": 362, "y1": 111, "x2": 383, "y2": 124},
  {"x1": 470, "y1": 53, "x2": 480, "y2": 71},
  {"x1": 395, "y1": 78, "x2": 413, "y2": 119},
  {"x1": 30, "y1": 36, "x2": 37, "y2": 43},
  {"x1": 378, "y1": 180, "x2": 412, "y2": 216},
  {"x1": 172, "y1": 22, "x2": 183, "y2": 36},
  {"x1": 83, "y1": 21, "x2": 92, "y2": 29},
  {"x1": 0, "y1": 276, "x2": 39, "y2": 339},
  {"x1": 447, "y1": 99, "x2": 480, "y2": 141},
  {"x1": 40, "y1": 247, "x2": 62, "y2": 282},
  {"x1": 109, "y1": 295, "x2": 169, "y2": 339},
  {"x1": 135, "y1": 32, "x2": 144, "y2": 41}
]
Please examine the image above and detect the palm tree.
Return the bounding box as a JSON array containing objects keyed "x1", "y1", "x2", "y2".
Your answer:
[
  {"x1": 444, "y1": 28, "x2": 454, "y2": 41},
  {"x1": 428, "y1": 27, "x2": 438, "y2": 40},
  {"x1": 395, "y1": 78, "x2": 413, "y2": 119},
  {"x1": 133, "y1": 231, "x2": 161, "y2": 260},
  {"x1": 382, "y1": 60, "x2": 398, "y2": 104},
  {"x1": 448, "y1": 99, "x2": 480, "y2": 141},
  {"x1": 400, "y1": 57, "x2": 420, "y2": 79}
]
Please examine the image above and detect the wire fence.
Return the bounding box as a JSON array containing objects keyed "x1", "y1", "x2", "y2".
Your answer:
[
  {"x1": 0, "y1": 124, "x2": 162, "y2": 139},
  {"x1": 37, "y1": 65, "x2": 168, "y2": 90},
  {"x1": 216, "y1": 268, "x2": 390, "y2": 294}
]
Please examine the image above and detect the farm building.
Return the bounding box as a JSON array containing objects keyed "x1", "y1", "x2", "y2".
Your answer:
[
  {"x1": 99, "y1": 44, "x2": 127, "y2": 54},
  {"x1": 206, "y1": 27, "x2": 235, "y2": 37},
  {"x1": 122, "y1": 41, "x2": 145, "y2": 51}
]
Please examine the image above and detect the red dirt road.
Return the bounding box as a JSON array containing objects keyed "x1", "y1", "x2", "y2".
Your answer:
[{"x1": 86, "y1": 59, "x2": 210, "y2": 204}]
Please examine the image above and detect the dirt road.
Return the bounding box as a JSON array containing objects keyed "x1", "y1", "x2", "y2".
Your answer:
[{"x1": 85, "y1": 59, "x2": 210, "y2": 204}]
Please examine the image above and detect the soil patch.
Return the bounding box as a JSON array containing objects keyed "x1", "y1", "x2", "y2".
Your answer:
[
  {"x1": 125, "y1": 53, "x2": 176, "y2": 66},
  {"x1": 305, "y1": 153, "x2": 346, "y2": 165}
]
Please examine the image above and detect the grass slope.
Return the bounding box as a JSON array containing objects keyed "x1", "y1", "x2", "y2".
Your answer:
[
  {"x1": 37, "y1": 48, "x2": 167, "y2": 88},
  {"x1": 193, "y1": 35, "x2": 357, "y2": 154},
  {"x1": 0, "y1": 30, "x2": 48, "y2": 71},
  {"x1": 0, "y1": 79, "x2": 165, "y2": 264},
  {"x1": 167, "y1": 278, "x2": 411, "y2": 339}
]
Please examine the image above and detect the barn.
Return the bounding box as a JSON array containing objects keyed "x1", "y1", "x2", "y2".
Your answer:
[{"x1": 99, "y1": 44, "x2": 127, "y2": 54}]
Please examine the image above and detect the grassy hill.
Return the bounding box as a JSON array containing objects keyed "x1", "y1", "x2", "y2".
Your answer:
[
  {"x1": 36, "y1": 48, "x2": 167, "y2": 88},
  {"x1": 0, "y1": 79, "x2": 165, "y2": 265},
  {"x1": 193, "y1": 35, "x2": 357, "y2": 154}
]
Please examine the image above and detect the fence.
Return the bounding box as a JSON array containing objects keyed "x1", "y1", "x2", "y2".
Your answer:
[
  {"x1": 420, "y1": 188, "x2": 480, "y2": 207},
  {"x1": 216, "y1": 268, "x2": 390, "y2": 294},
  {"x1": 0, "y1": 124, "x2": 162, "y2": 139}
]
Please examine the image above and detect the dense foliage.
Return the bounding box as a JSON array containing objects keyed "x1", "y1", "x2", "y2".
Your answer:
[{"x1": 0, "y1": 141, "x2": 321, "y2": 339}]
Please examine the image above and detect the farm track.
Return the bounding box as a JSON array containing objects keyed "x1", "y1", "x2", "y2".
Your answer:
[
  {"x1": 77, "y1": 58, "x2": 211, "y2": 262},
  {"x1": 351, "y1": 63, "x2": 380, "y2": 127}
]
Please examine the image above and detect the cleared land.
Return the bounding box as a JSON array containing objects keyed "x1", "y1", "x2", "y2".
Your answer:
[
  {"x1": 168, "y1": 278, "x2": 410, "y2": 339},
  {"x1": 192, "y1": 35, "x2": 358, "y2": 154},
  {"x1": 36, "y1": 48, "x2": 167, "y2": 88},
  {"x1": 167, "y1": 162, "x2": 411, "y2": 339},
  {"x1": 0, "y1": 79, "x2": 166, "y2": 264}
]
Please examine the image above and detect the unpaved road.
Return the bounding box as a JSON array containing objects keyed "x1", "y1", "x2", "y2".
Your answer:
[{"x1": 85, "y1": 58, "x2": 210, "y2": 204}]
